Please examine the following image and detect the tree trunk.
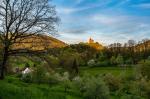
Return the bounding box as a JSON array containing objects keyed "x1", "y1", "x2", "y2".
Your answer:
[{"x1": 0, "y1": 47, "x2": 9, "y2": 80}]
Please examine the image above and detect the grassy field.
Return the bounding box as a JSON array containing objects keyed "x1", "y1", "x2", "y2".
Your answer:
[
  {"x1": 0, "y1": 76, "x2": 82, "y2": 99},
  {"x1": 0, "y1": 67, "x2": 134, "y2": 99},
  {"x1": 80, "y1": 67, "x2": 134, "y2": 76}
]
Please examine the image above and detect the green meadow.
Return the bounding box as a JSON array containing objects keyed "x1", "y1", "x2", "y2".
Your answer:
[
  {"x1": 0, "y1": 67, "x2": 135, "y2": 99},
  {"x1": 80, "y1": 67, "x2": 134, "y2": 76}
]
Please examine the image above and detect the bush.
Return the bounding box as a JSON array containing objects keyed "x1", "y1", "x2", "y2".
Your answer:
[
  {"x1": 87, "y1": 59, "x2": 96, "y2": 67},
  {"x1": 48, "y1": 72, "x2": 70, "y2": 86},
  {"x1": 96, "y1": 60, "x2": 110, "y2": 67},
  {"x1": 63, "y1": 79, "x2": 72, "y2": 93},
  {"x1": 110, "y1": 56, "x2": 116, "y2": 65},
  {"x1": 116, "y1": 77, "x2": 150, "y2": 99},
  {"x1": 72, "y1": 74, "x2": 110, "y2": 99},
  {"x1": 83, "y1": 75, "x2": 110, "y2": 99},
  {"x1": 137, "y1": 60, "x2": 150, "y2": 79},
  {"x1": 72, "y1": 75, "x2": 86, "y2": 95},
  {"x1": 147, "y1": 56, "x2": 150, "y2": 60},
  {"x1": 131, "y1": 78, "x2": 150, "y2": 98},
  {"x1": 46, "y1": 73, "x2": 60, "y2": 85},
  {"x1": 21, "y1": 73, "x2": 32, "y2": 83},
  {"x1": 116, "y1": 54, "x2": 124, "y2": 66},
  {"x1": 125, "y1": 58, "x2": 133, "y2": 64},
  {"x1": 46, "y1": 55, "x2": 59, "y2": 68},
  {"x1": 103, "y1": 73, "x2": 121, "y2": 92},
  {"x1": 119, "y1": 72, "x2": 136, "y2": 83}
]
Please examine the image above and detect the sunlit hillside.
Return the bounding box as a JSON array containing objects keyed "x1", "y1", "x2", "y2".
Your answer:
[
  {"x1": 11, "y1": 35, "x2": 67, "y2": 51},
  {"x1": 85, "y1": 37, "x2": 104, "y2": 50}
]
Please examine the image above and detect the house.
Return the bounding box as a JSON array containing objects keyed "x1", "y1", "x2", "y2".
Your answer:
[{"x1": 22, "y1": 67, "x2": 32, "y2": 74}]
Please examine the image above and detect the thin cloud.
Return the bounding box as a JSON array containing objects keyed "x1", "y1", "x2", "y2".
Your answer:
[
  {"x1": 56, "y1": 0, "x2": 112, "y2": 14},
  {"x1": 62, "y1": 28, "x2": 89, "y2": 34},
  {"x1": 53, "y1": 0, "x2": 150, "y2": 44},
  {"x1": 56, "y1": 4, "x2": 102, "y2": 14},
  {"x1": 91, "y1": 14, "x2": 150, "y2": 33}
]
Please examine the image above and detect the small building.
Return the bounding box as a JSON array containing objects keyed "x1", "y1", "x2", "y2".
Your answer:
[
  {"x1": 87, "y1": 37, "x2": 104, "y2": 50},
  {"x1": 88, "y1": 37, "x2": 94, "y2": 43},
  {"x1": 22, "y1": 67, "x2": 32, "y2": 74}
]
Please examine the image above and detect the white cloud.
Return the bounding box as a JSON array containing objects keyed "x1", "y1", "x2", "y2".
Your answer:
[
  {"x1": 56, "y1": 7, "x2": 76, "y2": 14},
  {"x1": 56, "y1": 5, "x2": 100, "y2": 14},
  {"x1": 91, "y1": 14, "x2": 150, "y2": 31},
  {"x1": 57, "y1": 13, "x2": 150, "y2": 44},
  {"x1": 56, "y1": 0, "x2": 111, "y2": 15},
  {"x1": 92, "y1": 14, "x2": 120, "y2": 25},
  {"x1": 54, "y1": 1, "x2": 150, "y2": 45}
]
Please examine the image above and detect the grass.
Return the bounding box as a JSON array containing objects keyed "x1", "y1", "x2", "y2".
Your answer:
[
  {"x1": 80, "y1": 66, "x2": 134, "y2": 76},
  {"x1": 0, "y1": 76, "x2": 82, "y2": 99},
  {"x1": 0, "y1": 66, "x2": 134, "y2": 99}
]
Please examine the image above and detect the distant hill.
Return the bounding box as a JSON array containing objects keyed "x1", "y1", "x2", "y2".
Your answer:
[
  {"x1": 11, "y1": 35, "x2": 67, "y2": 51},
  {"x1": 86, "y1": 37, "x2": 104, "y2": 50},
  {"x1": 135, "y1": 40, "x2": 150, "y2": 52},
  {"x1": 86, "y1": 42, "x2": 104, "y2": 50}
]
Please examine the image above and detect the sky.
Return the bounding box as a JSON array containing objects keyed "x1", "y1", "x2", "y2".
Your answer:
[{"x1": 52, "y1": 0, "x2": 150, "y2": 45}]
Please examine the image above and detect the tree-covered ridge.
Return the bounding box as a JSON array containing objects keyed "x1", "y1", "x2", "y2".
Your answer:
[{"x1": 10, "y1": 34, "x2": 67, "y2": 51}]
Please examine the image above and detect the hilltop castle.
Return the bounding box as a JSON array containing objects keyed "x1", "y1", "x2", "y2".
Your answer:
[
  {"x1": 88, "y1": 37, "x2": 94, "y2": 43},
  {"x1": 87, "y1": 37, "x2": 104, "y2": 50}
]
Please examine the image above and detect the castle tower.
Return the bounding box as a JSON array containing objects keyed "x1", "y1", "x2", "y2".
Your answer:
[{"x1": 88, "y1": 37, "x2": 94, "y2": 43}]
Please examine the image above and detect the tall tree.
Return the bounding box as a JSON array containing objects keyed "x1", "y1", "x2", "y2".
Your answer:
[
  {"x1": 0, "y1": 0, "x2": 59, "y2": 79},
  {"x1": 127, "y1": 40, "x2": 136, "y2": 64},
  {"x1": 142, "y1": 39, "x2": 149, "y2": 61}
]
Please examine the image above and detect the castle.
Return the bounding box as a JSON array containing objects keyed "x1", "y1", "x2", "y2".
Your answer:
[
  {"x1": 88, "y1": 37, "x2": 94, "y2": 43},
  {"x1": 87, "y1": 37, "x2": 104, "y2": 50}
]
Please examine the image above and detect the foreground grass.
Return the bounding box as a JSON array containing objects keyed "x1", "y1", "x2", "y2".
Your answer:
[
  {"x1": 0, "y1": 76, "x2": 82, "y2": 99},
  {"x1": 0, "y1": 67, "x2": 134, "y2": 99}
]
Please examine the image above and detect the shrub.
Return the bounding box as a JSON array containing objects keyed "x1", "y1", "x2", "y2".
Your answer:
[
  {"x1": 103, "y1": 73, "x2": 121, "y2": 92},
  {"x1": 32, "y1": 66, "x2": 47, "y2": 84},
  {"x1": 46, "y1": 55, "x2": 59, "y2": 68},
  {"x1": 59, "y1": 51, "x2": 80, "y2": 77},
  {"x1": 21, "y1": 73, "x2": 32, "y2": 83},
  {"x1": 72, "y1": 74, "x2": 110, "y2": 99},
  {"x1": 46, "y1": 73, "x2": 60, "y2": 85},
  {"x1": 110, "y1": 56, "x2": 116, "y2": 65},
  {"x1": 147, "y1": 56, "x2": 150, "y2": 60},
  {"x1": 131, "y1": 78, "x2": 150, "y2": 98},
  {"x1": 125, "y1": 58, "x2": 133, "y2": 64},
  {"x1": 63, "y1": 79, "x2": 72, "y2": 93},
  {"x1": 137, "y1": 60, "x2": 150, "y2": 79},
  {"x1": 116, "y1": 77, "x2": 150, "y2": 99},
  {"x1": 87, "y1": 59, "x2": 96, "y2": 67},
  {"x1": 116, "y1": 54, "x2": 124, "y2": 66},
  {"x1": 119, "y1": 72, "x2": 136, "y2": 83},
  {"x1": 116, "y1": 81, "x2": 133, "y2": 98},
  {"x1": 72, "y1": 76, "x2": 86, "y2": 94},
  {"x1": 43, "y1": 72, "x2": 71, "y2": 85},
  {"x1": 83, "y1": 76, "x2": 110, "y2": 99},
  {"x1": 96, "y1": 60, "x2": 110, "y2": 67}
]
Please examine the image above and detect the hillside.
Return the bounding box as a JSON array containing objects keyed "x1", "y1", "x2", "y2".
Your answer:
[
  {"x1": 87, "y1": 42, "x2": 104, "y2": 50},
  {"x1": 11, "y1": 35, "x2": 67, "y2": 51},
  {"x1": 135, "y1": 40, "x2": 150, "y2": 52}
]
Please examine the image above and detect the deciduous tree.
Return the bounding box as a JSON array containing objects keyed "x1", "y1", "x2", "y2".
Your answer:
[{"x1": 0, "y1": 0, "x2": 59, "y2": 79}]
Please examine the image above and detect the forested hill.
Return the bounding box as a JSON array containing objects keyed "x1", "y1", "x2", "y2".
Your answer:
[{"x1": 11, "y1": 35, "x2": 67, "y2": 51}]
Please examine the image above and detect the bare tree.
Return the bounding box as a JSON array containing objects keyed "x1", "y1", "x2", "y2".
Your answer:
[{"x1": 0, "y1": 0, "x2": 59, "y2": 79}]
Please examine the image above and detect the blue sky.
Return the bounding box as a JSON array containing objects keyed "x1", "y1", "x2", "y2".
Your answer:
[{"x1": 52, "y1": 0, "x2": 150, "y2": 45}]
